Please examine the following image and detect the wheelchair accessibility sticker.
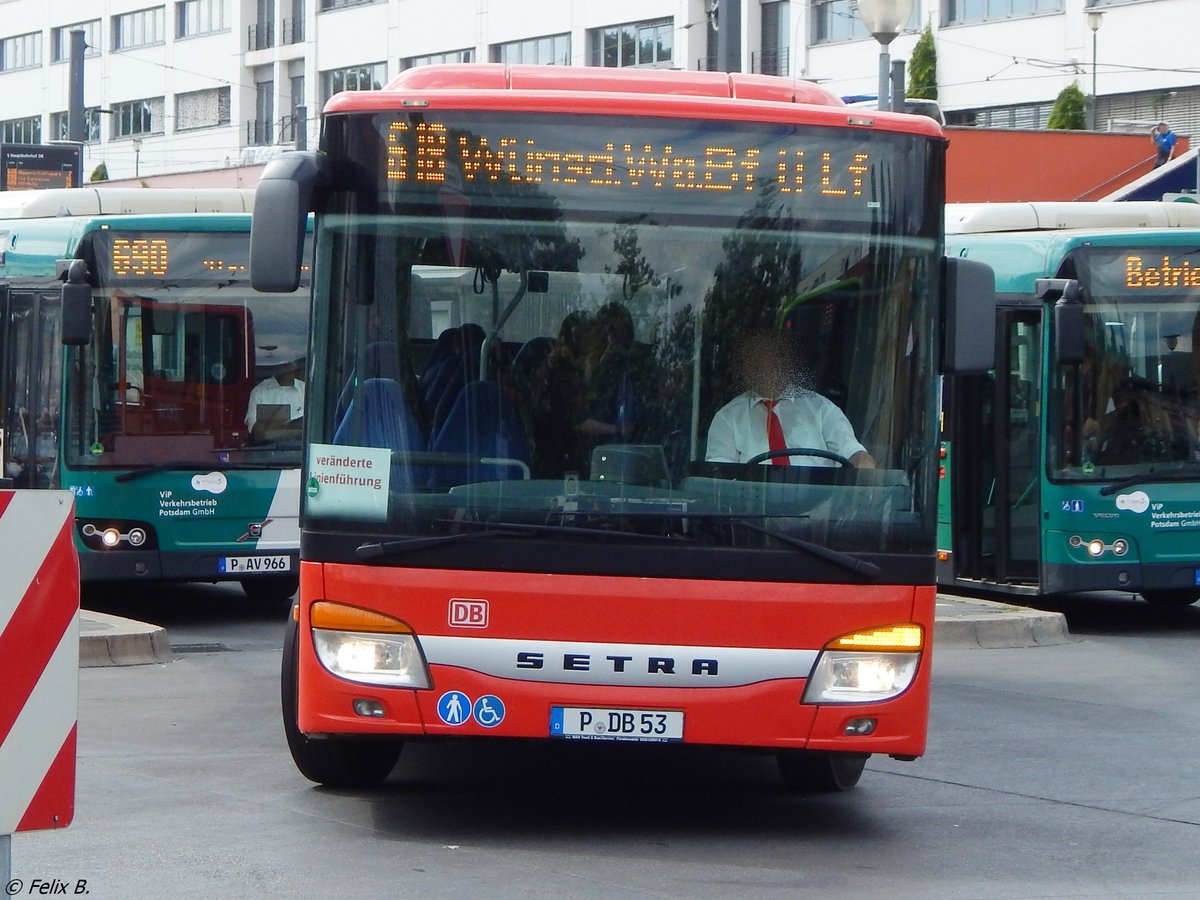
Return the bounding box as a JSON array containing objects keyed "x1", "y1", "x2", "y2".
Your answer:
[
  {"x1": 473, "y1": 695, "x2": 506, "y2": 728},
  {"x1": 436, "y1": 691, "x2": 506, "y2": 728}
]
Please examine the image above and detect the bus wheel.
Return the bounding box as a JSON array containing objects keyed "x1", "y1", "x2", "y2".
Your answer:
[
  {"x1": 777, "y1": 751, "x2": 868, "y2": 792},
  {"x1": 1141, "y1": 590, "x2": 1200, "y2": 608},
  {"x1": 281, "y1": 612, "x2": 403, "y2": 787},
  {"x1": 241, "y1": 575, "x2": 300, "y2": 603}
]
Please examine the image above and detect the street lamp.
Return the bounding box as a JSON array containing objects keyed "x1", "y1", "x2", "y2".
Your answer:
[
  {"x1": 856, "y1": 0, "x2": 915, "y2": 112},
  {"x1": 131, "y1": 138, "x2": 142, "y2": 178},
  {"x1": 1087, "y1": 9, "x2": 1104, "y2": 130}
]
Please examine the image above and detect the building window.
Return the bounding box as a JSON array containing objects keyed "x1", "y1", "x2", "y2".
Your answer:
[
  {"x1": 490, "y1": 33, "x2": 570, "y2": 66},
  {"x1": 283, "y1": 67, "x2": 305, "y2": 142},
  {"x1": 176, "y1": 87, "x2": 231, "y2": 130},
  {"x1": 319, "y1": 0, "x2": 375, "y2": 9},
  {"x1": 113, "y1": 7, "x2": 166, "y2": 51},
  {"x1": 1, "y1": 32, "x2": 42, "y2": 72},
  {"x1": 51, "y1": 108, "x2": 102, "y2": 143},
  {"x1": 944, "y1": 0, "x2": 1063, "y2": 26},
  {"x1": 52, "y1": 21, "x2": 101, "y2": 63},
  {"x1": 589, "y1": 20, "x2": 672, "y2": 68},
  {"x1": 283, "y1": 0, "x2": 305, "y2": 44},
  {"x1": 2, "y1": 117, "x2": 42, "y2": 143},
  {"x1": 320, "y1": 62, "x2": 386, "y2": 104},
  {"x1": 402, "y1": 48, "x2": 474, "y2": 70},
  {"x1": 757, "y1": 2, "x2": 788, "y2": 76},
  {"x1": 112, "y1": 98, "x2": 164, "y2": 137},
  {"x1": 811, "y1": 0, "x2": 917, "y2": 44},
  {"x1": 177, "y1": 0, "x2": 231, "y2": 38},
  {"x1": 251, "y1": 76, "x2": 274, "y2": 145}
]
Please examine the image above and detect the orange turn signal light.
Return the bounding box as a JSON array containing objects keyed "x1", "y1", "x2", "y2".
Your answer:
[{"x1": 309, "y1": 601, "x2": 415, "y2": 634}]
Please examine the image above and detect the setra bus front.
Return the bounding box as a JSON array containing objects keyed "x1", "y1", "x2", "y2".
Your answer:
[{"x1": 253, "y1": 65, "x2": 993, "y2": 790}]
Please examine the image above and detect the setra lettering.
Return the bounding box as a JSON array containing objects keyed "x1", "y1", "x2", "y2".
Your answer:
[{"x1": 514, "y1": 650, "x2": 719, "y2": 677}]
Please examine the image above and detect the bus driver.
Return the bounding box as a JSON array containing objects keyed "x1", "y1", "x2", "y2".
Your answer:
[
  {"x1": 245, "y1": 359, "x2": 305, "y2": 444},
  {"x1": 705, "y1": 329, "x2": 875, "y2": 468}
]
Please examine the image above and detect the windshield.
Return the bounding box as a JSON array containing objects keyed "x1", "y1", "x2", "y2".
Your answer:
[
  {"x1": 1052, "y1": 245, "x2": 1200, "y2": 479},
  {"x1": 64, "y1": 228, "x2": 311, "y2": 470},
  {"x1": 304, "y1": 111, "x2": 942, "y2": 577}
]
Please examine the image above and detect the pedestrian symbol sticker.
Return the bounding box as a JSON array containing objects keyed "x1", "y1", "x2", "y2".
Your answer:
[
  {"x1": 437, "y1": 691, "x2": 471, "y2": 726},
  {"x1": 473, "y1": 695, "x2": 505, "y2": 728}
]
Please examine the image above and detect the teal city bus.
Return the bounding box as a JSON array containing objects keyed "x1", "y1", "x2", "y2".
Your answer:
[
  {"x1": 0, "y1": 189, "x2": 310, "y2": 601},
  {"x1": 939, "y1": 201, "x2": 1200, "y2": 607}
]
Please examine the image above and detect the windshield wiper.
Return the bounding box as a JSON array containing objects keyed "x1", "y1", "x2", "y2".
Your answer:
[
  {"x1": 356, "y1": 520, "x2": 689, "y2": 560},
  {"x1": 1098, "y1": 462, "x2": 1200, "y2": 496},
  {"x1": 567, "y1": 510, "x2": 880, "y2": 581},
  {"x1": 714, "y1": 517, "x2": 881, "y2": 581}
]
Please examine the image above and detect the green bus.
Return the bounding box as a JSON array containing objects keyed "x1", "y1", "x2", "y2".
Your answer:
[
  {"x1": 0, "y1": 188, "x2": 310, "y2": 601},
  {"x1": 940, "y1": 200, "x2": 1200, "y2": 607}
]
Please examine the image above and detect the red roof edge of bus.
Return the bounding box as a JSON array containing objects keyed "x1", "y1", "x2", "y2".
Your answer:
[
  {"x1": 377, "y1": 63, "x2": 845, "y2": 107},
  {"x1": 324, "y1": 64, "x2": 943, "y2": 137}
]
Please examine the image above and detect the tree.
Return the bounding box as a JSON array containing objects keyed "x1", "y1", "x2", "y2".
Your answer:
[
  {"x1": 89, "y1": 162, "x2": 109, "y2": 182},
  {"x1": 907, "y1": 25, "x2": 938, "y2": 101},
  {"x1": 1047, "y1": 82, "x2": 1087, "y2": 130}
]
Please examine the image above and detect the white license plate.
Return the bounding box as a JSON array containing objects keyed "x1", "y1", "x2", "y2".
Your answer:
[
  {"x1": 220, "y1": 554, "x2": 292, "y2": 574},
  {"x1": 550, "y1": 706, "x2": 683, "y2": 742}
]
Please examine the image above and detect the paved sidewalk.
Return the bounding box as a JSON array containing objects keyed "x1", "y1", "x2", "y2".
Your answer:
[
  {"x1": 933, "y1": 593, "x2": 1071, "y2": 649},
  {"x1": 79, "y1": 609, "x2": 172, "y2": 667},
  {"x1": 76, "y1": 593, "x2": 1070, "y2": 667}
]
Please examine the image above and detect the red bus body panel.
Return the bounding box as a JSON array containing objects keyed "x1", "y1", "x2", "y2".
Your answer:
[{"x1": 296, "y1": 561, "x2": 933, "y2": 758}]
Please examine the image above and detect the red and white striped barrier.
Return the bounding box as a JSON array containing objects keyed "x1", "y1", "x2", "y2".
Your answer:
[{"x1": 0, "y1": 491, "x2": 79, "y2": 833}]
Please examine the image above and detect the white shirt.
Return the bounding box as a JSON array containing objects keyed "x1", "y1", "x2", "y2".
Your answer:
[
  {"x1": 245, "y1": 377, "x2": 305, "y2": 429},
  {"x1": 705, "y1": 388, "x2": 867, "y2": 467}
]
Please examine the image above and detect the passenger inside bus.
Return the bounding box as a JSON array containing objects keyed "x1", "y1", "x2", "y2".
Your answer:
[{"x1": 705, "y1": 329, "x2": 875, "y2": 468}]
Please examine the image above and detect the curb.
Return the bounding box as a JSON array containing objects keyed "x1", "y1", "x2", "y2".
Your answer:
[
  {"x1": 78, "y1": 610, "x2": 172, "y2": 667},
  {"x1": 934, "y1": 594, "x2": 1072, "y2": 649}
]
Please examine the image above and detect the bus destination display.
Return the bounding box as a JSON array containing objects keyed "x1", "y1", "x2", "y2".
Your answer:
[
  {"x1": 97, "y1": 231, "x2": 309, "y2": 283},
  {"x1": 1123, "y1": 253, "x2": 1200, "y2": 289},
  {"x1": 382, "y1": 117, "x2": 889, "y2": 210}
]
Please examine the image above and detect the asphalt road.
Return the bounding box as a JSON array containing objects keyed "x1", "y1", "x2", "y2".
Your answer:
[{"x1": 9, "y1": 585, "x2": 1200, "y2": 899}]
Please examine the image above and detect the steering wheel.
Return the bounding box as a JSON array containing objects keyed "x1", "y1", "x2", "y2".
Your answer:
[{"x1": 745, "y1": 447, "x2": 854, "y2": 468}]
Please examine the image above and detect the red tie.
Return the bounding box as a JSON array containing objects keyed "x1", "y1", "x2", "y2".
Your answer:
[{"x1": 762, "y1": 399, "x2": 789, "y2": 466}]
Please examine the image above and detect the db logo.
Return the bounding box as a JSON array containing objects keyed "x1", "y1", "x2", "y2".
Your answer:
[{"x1": 449, "y1": 598, "x2": 489, "y2": 628}]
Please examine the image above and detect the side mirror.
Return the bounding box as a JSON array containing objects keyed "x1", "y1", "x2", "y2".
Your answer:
[
  {"x1": 942, "y1": 256, "x2": 996, "y2": 374},
  {"x1": 250, "y1": 151, "x2": 329, "y2": 293},
  {"x1": 1038, "y1": 278, "x2": 1085, "y2": 365},
  {"x1": 61, "y1": 259, "x2": 92, "y2": 346}
]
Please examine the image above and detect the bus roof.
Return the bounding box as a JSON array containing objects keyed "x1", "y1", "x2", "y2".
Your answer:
[
  {"x1": 0, "y1": 187, "x2": 254, "y2": 219},
  {"x1": 946, "y1": 200, "x2": 1200, "y2": 235},
  {"x1": 323, "y1": 64, "x2": 944, "y2": 138}
]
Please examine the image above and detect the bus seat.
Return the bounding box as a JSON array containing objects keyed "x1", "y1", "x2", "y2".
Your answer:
[
  {"x1": 428, "y1": 380, "x2": 529, "y2": 489},
  {"x1": 334, "y1": 341, "x2": 406, "y2": 431},
  {"x1": 332, "y1": 377, "x2": 426, "y2": 467},
  {"x1": 420, "y1": 324, "x2": 485, "y2": 424}
]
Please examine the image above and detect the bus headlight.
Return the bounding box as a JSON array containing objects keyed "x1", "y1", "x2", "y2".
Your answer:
[
  {"x1": 802, "y1": 624, "x2": 923, "y2": 704},
  {"x1": 803, "y1": 652, "x2": 920, "y2": 703},
  {"x1": 309, "y1": 601, "x2": 431, "y2": 688},
  {"x1": 312, "y1": 630, "x2": 430, "y2": 688}
]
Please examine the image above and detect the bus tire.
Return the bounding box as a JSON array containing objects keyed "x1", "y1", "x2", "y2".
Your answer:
[
  {"x1": 1141, "y1": 590, "x2": 1200, "y2": 608},
  {"x1": 241, "y1": 575, "x2": 300, "y2": 603},
  {"x1": 281, "y1": 611, "x2": 403, "y2": 787},
  {"x1": 777, "y1": 751, "x2": 868, "y2": 792}
]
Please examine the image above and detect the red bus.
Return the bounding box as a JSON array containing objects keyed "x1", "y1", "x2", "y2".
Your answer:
[{"x1": 251, "y1": 65, "x2": 992, "y2": 791}]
